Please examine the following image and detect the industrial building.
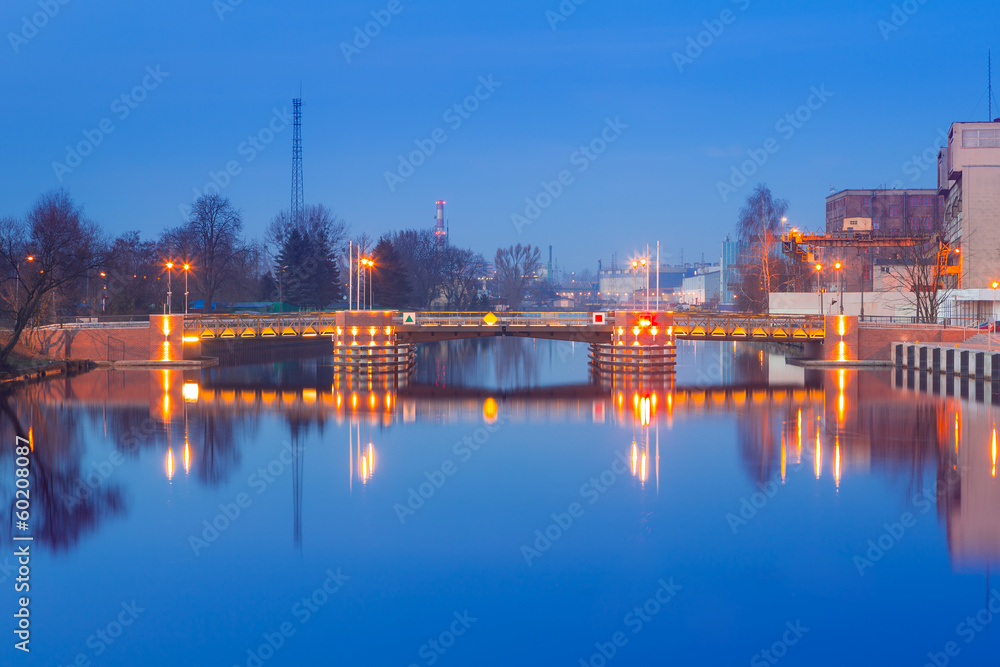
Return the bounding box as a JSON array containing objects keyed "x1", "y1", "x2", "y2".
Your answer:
[
  {"x1": 938, "y1": 121, "x2": 1000, "y2": 288},
  {"x1": 822, "y1": 188, "x2": 942, "y2": 292}
]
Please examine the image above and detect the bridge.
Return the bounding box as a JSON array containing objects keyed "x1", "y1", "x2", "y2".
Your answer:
[
  {"x1": 24, "y1": 310, "x2": 828, "y2": 367},
  {"x1": 182, "y1": 311, "x2": 827, "y2": 344}
]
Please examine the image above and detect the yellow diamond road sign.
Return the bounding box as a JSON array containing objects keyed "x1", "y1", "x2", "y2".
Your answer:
[{"x1": 483, "y1": 312, "x2": 498, "y2": 325}]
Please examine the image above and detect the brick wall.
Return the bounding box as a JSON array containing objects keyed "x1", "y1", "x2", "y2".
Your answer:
[
  {"x1": 22, "y1": 316, "x2": 187, "y2": 362},
  {"x1": 853, "y1": 324, "x2": 977, "y2": 361}
]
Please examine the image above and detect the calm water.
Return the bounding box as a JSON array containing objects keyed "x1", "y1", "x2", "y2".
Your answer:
[{"x1": 3, "y1": 339, "x2": 999, "y2": 666}]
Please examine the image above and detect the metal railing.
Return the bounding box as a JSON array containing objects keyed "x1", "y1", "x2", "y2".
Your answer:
[
  {"x1": 859, "y1": 315, "x2": 987, "y2": 329},
  {"x1": 36, "y1": 320, "x2": 151, "y2": 331},
  {"x1": 397, "y1": 312, "x2": 597, "y2": 327},
  {"x1": 186, "y1": 312, "x2": 340, "y2": 338},
  {"x1": 668, "y1": 313, "x2": 826, "y2": 340}
]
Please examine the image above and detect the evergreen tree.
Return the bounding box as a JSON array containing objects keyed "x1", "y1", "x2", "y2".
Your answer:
[{"x1": 371, "y1": 235, "x2": 411, "y2": 307}]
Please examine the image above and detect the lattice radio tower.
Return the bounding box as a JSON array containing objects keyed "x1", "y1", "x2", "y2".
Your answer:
[{"x1": 291, "y1": 95, "x2": 304, "y2": 224}]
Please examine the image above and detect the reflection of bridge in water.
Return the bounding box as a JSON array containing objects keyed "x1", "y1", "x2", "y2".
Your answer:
[
  {"x1": 183, "y1": 311, "x2": 827, "y2": 374},
  {"x1": 11, "y1": 361, "x2": 1000, "y2": 570}
]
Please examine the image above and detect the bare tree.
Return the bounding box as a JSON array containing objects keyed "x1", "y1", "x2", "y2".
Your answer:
[
  {"x1": 389, "y1": 229, "x2": 443, "y2": 308},
  {"x1": 0, "y1": 191, "x2": 108, "y2": 367},
  {"x1": 897, "y1": 242, "x2": 952, "y2": 323},
  {"x1": 736, "y1": 184, "x2": 791, "y2": 313},
  {"x1": 439, "y1": 247, "x2": 486, "y2": 309},
  {"x1": 495, "y1": 244, "x2": 541, "y2": 310},
  {"x1": 182, "y1": 194, "x2": 250, "y2": 311}
]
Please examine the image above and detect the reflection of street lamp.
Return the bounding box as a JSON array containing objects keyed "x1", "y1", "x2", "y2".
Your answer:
[{"x1": 183, "y1": 264, "x2": 191, "y2": 316}]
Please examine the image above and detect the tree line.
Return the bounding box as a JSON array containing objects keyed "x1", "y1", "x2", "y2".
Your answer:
[{"x1": 0, "y1": 190, "x2": 550, "y2": 366}]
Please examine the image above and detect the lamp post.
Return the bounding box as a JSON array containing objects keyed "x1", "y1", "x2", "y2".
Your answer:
[
  {"x1": 631, "y1": 260, "x2": 638, "y2": 309},
  {"x1": 992, "y1": 280, "x2": 999, "y2": 351},
  {"x1": 360, "y1": 258, "x2": 375, "y2": 310},
  {"x1": 16, "y1": 255, "x2": 34, "y2": 314},
  {"x1": 183, "y1": 264, "x2": 190, "y2": 316},
  {"x1": 640, "y1": 257, "x2": 648, "y2": 311},
  {"x1": 165, "y1": 262, "x2": 174, "y2": 315},
  {"x1": 815, "y1": 264, "x2": 824, "y2": 318},
  {"x1": 835, "y1": 261, "x2": 844, "y2": 315},
  {"x1": 278, "y1": 265, "x2": 288, "y2": 313},
  {"x1": 100, "y1": 271, "x2": 106, "y2": 313}
]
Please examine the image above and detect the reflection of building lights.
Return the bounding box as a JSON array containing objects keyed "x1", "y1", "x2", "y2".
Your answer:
[
  {"x1": 184, "y1": 442, "x2": 191, "y2": 475},
  {"x1": 182, "y1": 336, "x2": 199, "y2": 343},
  {"x1": 640, "y1": 450, "x2": 647, "y2": 482},
  {"x1": 835, "y1": 437, "x2": 841, "y2": 489},
  {"x1": 993, "y1": 429, "x2": 997, "y2": 478},
  {"x1": 796, "y1": 409, "x2": 802, "y2": 463},
  {"x1": 182, "y1": 383, "x2": 199, "y2": 402},
  {"x1": 815, "y1": 432, "x2": 822, "y2": 479},
  {"x1": 639, "y1": 397, "x2": 651, "y2": 426},
  {"x1": 838, "y1": 316, "x2": 846, "y2": 337},
  {"x1": 483, "y1": 397, "x2": 498, "y2": 423},
  {"x1": 631, "y1": 441, "x2": 638, "y2": 475},
  {"x1": 361, "y1": 442, "x2": 375, "y2": 484},
  {"x1": 781, "y1": 434, "x2": 787, "y2": 484},
  {"x1": 351, "y1": 393, "x2": 358, "y2": 410},
  {"x1": 166, "y1": 448, "x2": 175, "y2": 480}
]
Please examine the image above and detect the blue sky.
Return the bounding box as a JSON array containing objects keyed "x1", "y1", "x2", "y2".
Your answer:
[{"x1": 2, "y1": 0, "x2": 997, "y2": 272}]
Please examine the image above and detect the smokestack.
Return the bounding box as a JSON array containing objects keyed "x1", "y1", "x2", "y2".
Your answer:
[{"x1": 435, "y1": 200, "x2": 446, "y2": 246}]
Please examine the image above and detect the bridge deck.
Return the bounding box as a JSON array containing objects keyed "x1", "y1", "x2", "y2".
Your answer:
[{"x1": 182, "y1": 311, "x2": 826, "y2": 343}]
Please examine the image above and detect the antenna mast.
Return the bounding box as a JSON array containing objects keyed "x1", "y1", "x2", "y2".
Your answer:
[{"x1": 291, "y1": 93, "x2": 304, "y2": 225}]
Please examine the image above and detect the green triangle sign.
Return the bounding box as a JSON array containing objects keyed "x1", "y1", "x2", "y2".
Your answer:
[{"x1": 403, "y1": 313, "x2": 415, "y2": 324}]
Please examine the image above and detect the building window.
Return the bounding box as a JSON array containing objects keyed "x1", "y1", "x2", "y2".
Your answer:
[
  {"x1": 908, "y1": 196, "x2": 919, "y2": 207},
  {"x1": 889, "y1": 205, "x2": 901, "y2": 217},
  {"x1": 863, "y1": 196, "x2": 871, "y2": 206},
  {"x1": 873, "y1": 218, "x2": 880, "y2": 230},
  {"x1": 963, "y1": 129, "x2": 1000, "y2": 148}
]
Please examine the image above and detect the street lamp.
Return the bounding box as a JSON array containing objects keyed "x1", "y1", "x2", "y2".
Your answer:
[
  {"x1": 631, "y1": 260, "x2": 638, "y2": 309},
  {"x1": 15, "y1": 255, "x2": 34, "y2": 314},
  {"x1": 278, "y1": 265, "x2": 288, "y2": 313},
  {"x1": 183, "y1": 264, "x2": 191, "y2": 316},
  {"x1": 992, "y1": 280, "x2": 999, "y2": 351},
  {"x1": 100, "y1": 272, "x2": 106, "y2": 313},
  {"x1": 814, "y1": 264, "x2": 824, "y2": 318},
  {"x1": 835, "y1": 261, "x2": 844, "y2": 315},
  {"x1": 165, "y1": 262, "x2": 174, "y2": 315},
  {"x1": 640, "y1": 257, "x2": 648, "y2": 310},
  {"x1": 360, "y1": 258, "x2": 375, "y2": 310}
]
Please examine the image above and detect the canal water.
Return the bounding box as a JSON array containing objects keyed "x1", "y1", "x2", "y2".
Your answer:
[{"x1": 2, "y1": 339, "x2": 999, "y2": 666}]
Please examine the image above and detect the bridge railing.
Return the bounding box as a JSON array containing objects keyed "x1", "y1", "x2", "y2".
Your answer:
[
  {"x1": 398, "y1": 312, "x2": 596, "y2": 327},
  {"x1": 667, "y1": 313, "x2": 825, "y2": 339}
]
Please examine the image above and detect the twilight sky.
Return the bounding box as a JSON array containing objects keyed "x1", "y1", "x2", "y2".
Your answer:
[{"x1": 2, "y1": 0, "x2": 997, "y2": 273}]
